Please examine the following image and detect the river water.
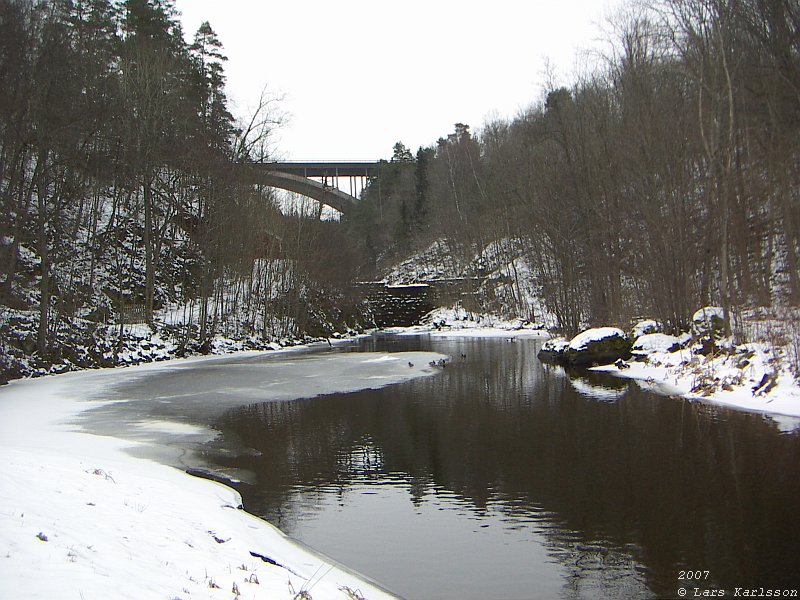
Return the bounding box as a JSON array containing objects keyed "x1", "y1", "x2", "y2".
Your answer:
[{"x1": 86, "y1": 333, "x2": 800, "y2": 599}]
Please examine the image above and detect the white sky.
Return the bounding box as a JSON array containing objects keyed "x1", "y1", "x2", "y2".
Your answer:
[{"x1": 175, "y1": 0, "x2": 622, "y2": 161}]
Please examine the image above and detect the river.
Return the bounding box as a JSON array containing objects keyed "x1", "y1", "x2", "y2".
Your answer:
[{"x1": 83, "y1": 333, "x2": 800, "y2": 599}]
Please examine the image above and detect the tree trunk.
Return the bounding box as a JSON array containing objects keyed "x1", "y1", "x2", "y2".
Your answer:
[
  {"x1": 780, "y1": 180, "x2": 800, "y2": 304},
  {"x1": 143, "y1": 176, "x2": 155, "y2": 325},
  {"x1": 36, "y1": 159, "x2": 50, "y2": 356}
]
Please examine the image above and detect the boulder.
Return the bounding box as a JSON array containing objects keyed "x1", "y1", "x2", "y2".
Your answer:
[
  {"x1": 537, "y1": 337, "x2": 569, "y2": 363},
  {"x1": 631, "y1": 319, "x2": 661, "y2": 338},
  {"x1": 692, "y1": 306, "x2": 727, "y2": 339},
  {"x1": 564, "y1": 327, "x2": 631, "y2": 367},
  {"x1": 631, "y1": 333, "x2": 682, "y2": 358}
]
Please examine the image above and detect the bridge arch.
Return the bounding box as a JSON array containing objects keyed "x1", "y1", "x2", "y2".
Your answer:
[{"x1": 246, "y1": 162, "x2": 380, "y2": 214}]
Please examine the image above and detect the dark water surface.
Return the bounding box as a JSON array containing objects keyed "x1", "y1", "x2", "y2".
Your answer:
[
  {"x1": 96, "y1": 334, "x2": 800, "y2": 599},
  {"x1": 207, "y1": 335, "x2": 800, "y2": 599}
]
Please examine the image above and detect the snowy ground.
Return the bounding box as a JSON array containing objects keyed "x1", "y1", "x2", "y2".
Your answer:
[{"x1": 0, "y1": 346, "x2": 447, "y2": 600}]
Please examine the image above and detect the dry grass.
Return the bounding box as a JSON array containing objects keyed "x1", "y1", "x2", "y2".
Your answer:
[{"x1": 339, "y1": 586, "x2": 367, "y2": 600}]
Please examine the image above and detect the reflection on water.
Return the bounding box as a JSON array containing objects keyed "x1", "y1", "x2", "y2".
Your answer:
[{"x1": 206, "y1": 335, "x2": 800, "y2": 599}]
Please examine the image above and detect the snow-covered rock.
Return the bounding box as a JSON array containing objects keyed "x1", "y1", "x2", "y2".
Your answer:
[
  {"x1": 537, "y1": 327, "x2": 632, "y2": 367},
  {"x1": 692, "y1": 306, "x2": 727, "y2": 338},
  {"x1": 568, "y1": 327, "x2": 626, "y2": 351},
  {"x1": 631, "y1": 319, "x2": 661, "y2": 338},
  {"x1": 542, "y1": 337, "x2": 570, "y2": 353},
  {"x1": 537, "y1": 337, "x2": 570, "y2": 363},
  {"x1": 566, "y1": 327, "x2": 631, "y2": 367},
  {"x1": 631, "y1": 333, "x2": 682, "y2": 356},
  {"x1": 692, "y1": 306, "x2": 724, "y2": 322}
]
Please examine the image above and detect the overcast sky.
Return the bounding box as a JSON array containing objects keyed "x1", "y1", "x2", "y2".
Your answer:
[{"x1": 175, "y1": 0, "x2": 622, "y2": 161}]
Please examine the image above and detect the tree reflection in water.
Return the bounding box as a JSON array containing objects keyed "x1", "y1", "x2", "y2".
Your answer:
[{"x1": 211, "y1": 336, "x2": 800, "y2": 599}]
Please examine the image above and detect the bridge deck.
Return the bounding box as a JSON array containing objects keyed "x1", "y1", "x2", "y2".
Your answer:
[{"x1": 258, "y1": 161, "x2": 379, "y2": 178}]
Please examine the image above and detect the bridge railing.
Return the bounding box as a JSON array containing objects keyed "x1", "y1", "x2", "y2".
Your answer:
[{"x1": 258, "y1": 161, "x2": 380, "y2": 178}]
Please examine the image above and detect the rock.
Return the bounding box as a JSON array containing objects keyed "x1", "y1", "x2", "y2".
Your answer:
[
  {"x1": 564, "y1": 327, "x2": 631, "y2": 367},
  {"x1": 21, "y1": 334, "x2": 37, "y2": 354},
  {"x1": 537, "y1": 329, "x2": 634, "y2": 367},
  {"x1": 696, "y1": 337, "x2": 714, "y2": 355},
  {"x1": 753, "y1": 372, "x2": 778, "y2": 396},
  {"x1": 537, "y1": 337, "x2": 569, "y2": 363},
  {"x1": 631, "y1": 333, "x2": 682, "y2": 357},
  {"x1": 692, "y1": 306, "x2": 727, "y2": 339},
  {"x1": 631, "y1": 319, "x2": 662, "y2": 338}
]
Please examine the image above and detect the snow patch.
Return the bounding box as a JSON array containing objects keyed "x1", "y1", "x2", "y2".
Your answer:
[
  {"x1": 133, "y1": 420, "x2": 210, "y2": 436},
  {"x1": 632, "y1": 333, "x2": 681, "y2": 354}
]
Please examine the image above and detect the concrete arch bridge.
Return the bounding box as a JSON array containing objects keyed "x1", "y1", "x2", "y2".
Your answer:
[{"x1": 246, "y1": 161, "x2": 379, "y2": 214}]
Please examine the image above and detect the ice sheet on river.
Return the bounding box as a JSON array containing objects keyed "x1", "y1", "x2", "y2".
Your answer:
[
  {"x1": 72, "y1": 349, "x2": 449, "y2": 472},
  {"x1": 0, "y1": 347, "x2": 445, "y2": 600}
]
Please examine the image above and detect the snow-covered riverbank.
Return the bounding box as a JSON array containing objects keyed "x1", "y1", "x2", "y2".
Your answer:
[
  {"x1": 391, "y1": 306, "x2": 550, "y2": 339},
  {"x1": 0, "y1": 347, "x2": 446, "y2": 600},
  {"x1": 592, "y1": 340, "x2": 800, "y2": 421}
]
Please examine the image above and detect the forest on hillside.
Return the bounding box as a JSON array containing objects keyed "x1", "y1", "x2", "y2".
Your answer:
[
  {"x1": 1, "y1": 0, "x2": 799, "y2": 380},
  {"x1": 351, "y1": 0, "x2": 799, "y2": 337},
  {"x1": 0, "y1": 0, "x2": 363, "y2": 379}
]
